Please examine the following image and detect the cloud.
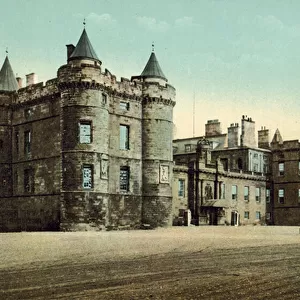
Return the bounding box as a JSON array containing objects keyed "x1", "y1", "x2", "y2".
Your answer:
[
  {"x1": 136, "y1": 16, "x2": 170, "y2": 32},
  {"x1": 239, "y1": 14, "x2": 300, "y2": 38},
  {"x1": 87, "y1": 13, "x2": 117, "y2": 27},
  {"x1": 175, "y1": 16, "x2": 195, "y2": 27}
]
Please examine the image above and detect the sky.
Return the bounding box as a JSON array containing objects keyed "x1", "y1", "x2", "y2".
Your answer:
[{"x1": 1, "y1": 0, "x2": 300, "y2": 141}]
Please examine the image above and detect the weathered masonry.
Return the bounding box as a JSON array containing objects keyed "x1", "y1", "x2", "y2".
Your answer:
[{"x1": 0, "y1": 28, "x2": 176, "y2": 231}]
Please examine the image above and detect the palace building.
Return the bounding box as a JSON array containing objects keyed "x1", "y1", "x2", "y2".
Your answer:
[{"x1": 0, "y1": 27, "x2": 176, "y2": 231}]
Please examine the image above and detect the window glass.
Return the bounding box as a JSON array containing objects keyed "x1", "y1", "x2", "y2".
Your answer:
[
  {"x1": 120, "y1": 166, "x2": 130, "y2": 191},
  {"x1": 83, "y1": 165, "x2": 93, "y2": 189},
  {"x1": 120, "y1": 125, "x2": 129, "y2": 150},
  {"x1": 79, "y1": 122, "x2": 91, "y2": 144},
  {"x1": 178, "y1": 179, "x2": 185, "y2": 197}
]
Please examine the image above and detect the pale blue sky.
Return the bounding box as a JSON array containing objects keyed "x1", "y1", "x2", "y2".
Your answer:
[{"x1": 1, "y1": 0, "x2": 300, "y2": 141}]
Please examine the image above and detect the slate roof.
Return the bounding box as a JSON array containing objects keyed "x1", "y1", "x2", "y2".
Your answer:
[
  {"x1": 271, "y1": 129, "x2": 283, "y2": 144},
  {"x1": 141, "y1": 52, "x2": 167, "y2": 81},
  {"x1": 69, "y1": 29, "x2": 100, "y2": 62},
  {"x1": 0, "y1": 56, "x2": 18, "y2": 91}
]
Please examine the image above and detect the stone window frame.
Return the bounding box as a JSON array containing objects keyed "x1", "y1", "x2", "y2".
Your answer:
[
  {"x1": 278, "y1": 188, "x2": 284, "y2": 204},
  {"x1": 266, "y1": 188, "x2": 270, "y2": 203},
  {"x1": 178, "y1": 179, "x2": 185, "y2": 197},
  {"x1": 15, "y1": 130, "x2": 19, "y2": 156},
  {"x1": 79, "y1": 120, "x2": 92, "y2": 144},
  {"x1": 120, "y1": 166, "x2": 130, "y2": 192},
  {"x1": 255, "y1": 187, "x2": 261, "y2": 202},
  {"x1": 24, "y1": 167, "x2": 34, "y2": 193},
  {"x1": 102, "y1": 93, "x2": 107, "y2": 105},
  {"x1": 185, "y1": 144, "x2": 191, "y2": 153},
  {"x1": 120, "y1": 124, "x2": 130, "y2": 150},
  {"x1": 244, "y1": 211, "x2": 249, "y2": 219},
  {"x1": 119, "y1": 101, "x2": 130, "y2": 111},
  {"x1": 278, "y1": 162, "x2": 284, "y2": 176},
  {"x1": 244, "y1": 186, "x2": 249, "y2": 201},
  {"x1": 82, "y1": 164, "x2": 93, "y2": 190},
  {"x1": 231, "y1": 185, "x2": 238, "y2": 200},
  {"x1": 219, "y1": 182, "x2": 225, "y2": 199},
  {"x1": 255, "y1": 211, "x2": 261, "y2": 220},
  {"x1": 24, "y1": 130, "x2": 31, "y2": 157}
]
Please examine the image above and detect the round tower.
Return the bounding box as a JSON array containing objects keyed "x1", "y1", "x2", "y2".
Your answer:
[
  {"x1": 58, "y1": 28, "x2": 109, "y2": 230},
  {"x1": 134, "y1": 49, "x2": 176, "y2": 227}
]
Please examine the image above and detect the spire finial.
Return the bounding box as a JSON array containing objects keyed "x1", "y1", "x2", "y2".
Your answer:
[
  {"x1": 83, "y1": 18, "x2": 86, "y2": 28},
  {"x1": 5, "y1": 47, "x2": 8, "y2": 55},
  {"x1": 152, "y1": 42, "x2": 155, "y2": 53}
]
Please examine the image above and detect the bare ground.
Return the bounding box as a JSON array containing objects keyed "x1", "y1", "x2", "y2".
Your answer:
[{"x1": 1, "y1": 226, "x2": 300, "y2": 299}]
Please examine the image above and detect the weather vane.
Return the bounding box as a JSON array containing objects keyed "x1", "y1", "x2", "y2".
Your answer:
[
  {"x1": 83, "y1": 18, "x2": 86, "y2": 28},
  {"x1": 152, "y1": 42, "x2": 154, "y2": 52},
  {"x1": 5, "y1": 47, "x2": 8, "y2": 55}
]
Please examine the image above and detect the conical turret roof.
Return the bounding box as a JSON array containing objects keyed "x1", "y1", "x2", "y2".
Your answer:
[
  {"x1": 141, "y1": 52, "x2": 167, "y2": 81},
  {"x1": 271, "y1": 129, "x2": 283, "y2": 144},
  {"x1": 69, "y1": 28, "x2": 100, "y2": 62},
  {"x1": 0, "y1": 56, "x2": 18, "y2": 91}
]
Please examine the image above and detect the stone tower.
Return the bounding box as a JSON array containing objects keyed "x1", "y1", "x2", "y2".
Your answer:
[
  {"x1": 58, "y1": 28, "x2": 109, "y2": 230},
  {"x1": 132, "y1": 50, "x2": 176, "y2": 227},
  {"x1": 0, "y1": 56, "x2": 18, "y2": 198}
]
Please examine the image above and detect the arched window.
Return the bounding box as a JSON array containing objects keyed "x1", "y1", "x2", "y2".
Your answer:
[{"x1": 0, "y1": 139, "x2": 3, "y2": 150}]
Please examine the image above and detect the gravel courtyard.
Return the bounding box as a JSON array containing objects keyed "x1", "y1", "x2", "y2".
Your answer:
[{"x1": 1, "y1": 226, "x2": 300, "y2": 299}]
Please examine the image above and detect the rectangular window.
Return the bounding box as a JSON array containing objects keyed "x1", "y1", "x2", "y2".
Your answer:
[
  {"x1": 255, "y1": 187, "x2": 261, "y2": 202},
  {"x1": 24, "y1": 168, "x2": 34, "y2": 193},
  {"x1": 232, "y1": 185, "x2": 237, "y2": 200},
  {"x1": 82, "y1": 165, "x2": 93, "y2": 189},
  {"x1": 120, "y1": 166, "x2": 130, "y2": 192},
  {"x1": 298, "y1": 189, "x2": 300, "y2": 204},
  {"x1": 266, "y1": 189, "x2": 270, "y2": 203},
  {"x1": 244, "y1": 186, "x2": 249, "y2": 201},
  {"x1": 15, "y1": 131, "x2": 19, "y2": 156},
  {"x1": 244, "y1": 211, "x2": 249, "y2": 219},
  {"x1": 120, "y1": 125, "x2": 129, "y2": 150},
  {"x1": 185, "y1": 145, "x2": 191, "y2": 152},
  {"x1": 279, "y1": 162, "x2": 284, "y2": 176},
  {"x1": 120, "y1": 101, "x2": 130, "y2": 110},
  {"x1": 24, "y1": 108, "x2": 32, "y2": 119},
  {"x1": 219, "y1": 183, "x2": 225, "y2": 199},
  {"x1": 298, "y1": 161, "x2": 300, "y2": 174},
  {"x1": 178, "y1": 179, "x2": 185, "y2": 197},
  {"x1": 266, "y1": 212, "x2": 271, "y2": 220},
  {"x1": 278, "y1": 188, "x2": 284, "y2": 204},
  {"x1": 79, "y1": 121, "x2": 92, "y2": 144},
  {"x1": 256, "y1": 211, "x2": 261, "y2": 220},
  {"x1": 253, "y1": 163, "x2": 258, "y2": 172},
  {"x1": 24, "y1": 130, "x2": 31, "y2": 156},
  {"x1": 102, "y1": 93, "x2": 107, "y2": 105}
]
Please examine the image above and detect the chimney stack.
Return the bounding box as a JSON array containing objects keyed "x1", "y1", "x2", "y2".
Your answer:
[
  {"x1": 258, "y1": 126, "x2": 270, "y2": 149},
  {"x1": 66, "y1": 44, "x2": 75, "y2": 60},
  {"x1": 26, "y1": 73, "x2": 37, "y2": 86},
  {"x1": 16, "y1": 77, "x2": 22, "y2": 89}
]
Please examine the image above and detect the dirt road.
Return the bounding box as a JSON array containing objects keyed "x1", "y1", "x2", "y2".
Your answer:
[{"x1": 1, "y1": 226, "x2": 300, "y2": 299}]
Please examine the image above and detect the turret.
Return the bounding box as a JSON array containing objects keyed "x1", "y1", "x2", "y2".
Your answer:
[
  {"x1": 58, "y1": 27, "x2": 109, "y2": 230},
  {"x1": 0, "y1": 55, "x2": 17, "y2": 197},
  {"x1": 132, "y1": 48, "x2": 176, "y2": 227},
  {"x1": 0, "y1": 56, "x2": 18, "y2": 92}
]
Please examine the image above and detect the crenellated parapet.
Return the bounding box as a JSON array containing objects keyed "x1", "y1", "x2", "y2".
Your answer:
[
  {"x1": 15, "y1": 79, "x2": 59, "y2": 104},
  {"x1": 141, "y1": 82, "x2": 175, "y2": 102}
]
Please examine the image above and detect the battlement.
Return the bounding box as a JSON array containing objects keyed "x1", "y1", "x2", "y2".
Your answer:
[
  {"x1": 272, "y1": 139, "x2": 300, "y2": 150},
  {"x1": 15, "y1": 78, "x2": 59, "y2": 104}
]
